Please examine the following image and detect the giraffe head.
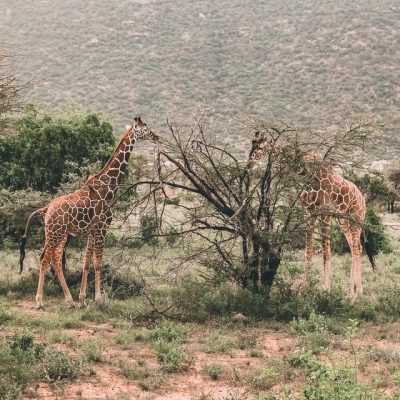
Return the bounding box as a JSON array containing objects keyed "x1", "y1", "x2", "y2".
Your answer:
[
  {"x1": 128, "y1": 117, "x2": 159, "y2": 141},
  {"x1": 249, "y1": 131, "x2": 271, "y2": 161}
]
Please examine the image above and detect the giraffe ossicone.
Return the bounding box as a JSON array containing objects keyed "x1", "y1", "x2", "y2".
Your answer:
[
  {"x1": 20, "y1": 117, "x2": 159, "y2": 309},
  {"x1": 249, "y1": 131, "x2": 375, "y2": 300}
]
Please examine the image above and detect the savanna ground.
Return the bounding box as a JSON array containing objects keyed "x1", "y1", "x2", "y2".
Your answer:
[{"x1": 1, "y1": 213, "x2": 400, "y2": 400}]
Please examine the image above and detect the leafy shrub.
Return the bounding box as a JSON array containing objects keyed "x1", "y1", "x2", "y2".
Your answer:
[
  {"x1": 0, "y1": 106, "x2": 115, "y2": 193},
  {"x1": 292, "y1": 312, "x2": 331, "y2": 336},
  {"x1": 0, "y1": 333, "x2": 43, "y2": 399},
  {"x1": 10, "y1": 332, "x2": 45, "y2": 364},
  {"x1": 170, "y1": 276, "x2": 269, "y2": 321},
  {"x1": 248, "y1": 367, "x2": 279, "y2": 390},
  {"x1": 138, "y1": 321, "x2": 191, "y2": 373},
  {"x1": 155, "y1": 340, "x2": 190, "y2": 372},
  {"x1": 118, "y1": 359, "x2": 164, "y2": 391},
  {"x1": 0, "y1": 304, "x2": 13, "y2": 325},
  {"x1": 377, "y1": 285, "x2": 400, "y2": 319},
  {"x1": 202, "y1": 332, "x2": 235, "y2": 355},
  {"x1": 203, "y1": 363, "x2": 223, "y2": 380},
  {"x1": 0, "y1": 188, "x2": 49, "y2": 247},
  {"x1": 80, "y1": 340, "x2": 104, "y2": 363},
  {"x1": 292, "y1": 313, "x2": 333, "y2": 353},
  {"x1": 42, "y1": 348, "x2": 86, "y2": 381},
  {"x1": 148, "y1": 321, "x2": 187, "y2": 343}
]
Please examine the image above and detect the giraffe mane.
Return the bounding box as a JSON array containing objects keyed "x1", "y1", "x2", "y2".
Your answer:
[{"x1": 93, "y1": 125, "x2": 133, "y2": 179}]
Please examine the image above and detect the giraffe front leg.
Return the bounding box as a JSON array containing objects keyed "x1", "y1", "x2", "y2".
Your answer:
[
  {"x1": 320, "y1": 216, "x2": 332, "y2": 292},
  {"x1": 36, "y1": 245, "x2": 51, "y2": 309},
  {"x1": 79, "y1": 237, "x2": 93, "y2": 308}
]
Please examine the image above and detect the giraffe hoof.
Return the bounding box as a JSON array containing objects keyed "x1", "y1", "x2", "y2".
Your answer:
[
  {"x1": 67, "y1": 301, "x2": 76, "y2": 308},
  {"x1": 35, "y1": 304, "x2": 44, "y2": 310}
]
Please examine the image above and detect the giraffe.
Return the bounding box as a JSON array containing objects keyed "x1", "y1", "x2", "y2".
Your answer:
[
  {"x1": 19, "y1": 117, "x2": 159, "y2": 309},
  {"x1": 249, "y1": 131, "x2": 375, "y2": 300}
]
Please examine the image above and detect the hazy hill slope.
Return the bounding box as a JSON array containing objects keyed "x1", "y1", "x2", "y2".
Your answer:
[{"x1": 0, "y1": 0, "x2": 399, "y2": 157}]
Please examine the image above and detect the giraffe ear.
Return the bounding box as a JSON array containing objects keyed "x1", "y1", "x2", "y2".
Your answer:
[{"x1": 254, "y1": 131, "x2": 260, "y2": 139}]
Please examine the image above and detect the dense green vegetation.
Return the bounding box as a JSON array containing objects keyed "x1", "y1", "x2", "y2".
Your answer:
[{"x1": 0, "y1": 107, "x2": 115, "y2": 192}]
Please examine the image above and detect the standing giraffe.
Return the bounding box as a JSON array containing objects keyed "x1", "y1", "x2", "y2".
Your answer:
[
  {"x1": 20, "y1": 117, "x2": 159, "y2": 308},
  {"x1": 249, "y1": 131, "x2": 375, "y2": 300}
]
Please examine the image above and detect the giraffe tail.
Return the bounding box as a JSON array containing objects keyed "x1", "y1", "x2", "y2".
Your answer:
[
  {"x1": 19, "y1": 207, "x2": 48, "y2": 274},
  {"x1": 362, "y1": 230, "x2": 377, "y2": 272}
]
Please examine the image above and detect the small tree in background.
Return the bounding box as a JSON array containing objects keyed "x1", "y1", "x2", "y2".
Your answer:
[
  {"x1": 386, "y1": 163, "x2": 400, "y2": 213},
  {"x1": 0, "y1": 106, "x2": 115, "y2": 192},
  {"x1": 0, "y1": 48, "x2": 29, "y2": 129}
]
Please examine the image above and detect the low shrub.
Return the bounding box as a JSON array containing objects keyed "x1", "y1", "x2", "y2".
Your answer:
[
  {"x1": 248, "y1": 367, "x2": 280, "y2": 390},
  {"x1": 80, "y1": 340, "x2": 104, "y2": 363},
  {"x1": 203, "y1": 363, "x2": 223, "y2": 380},
  {"x1": 155, "y1": 340, "x2": 190, "y2": 372},
  {"x1": 201, "y1": 331, "x2": 235, "y2": 355},
  {"x1": 42, "y1": 348, "x2": 86, "y2": 382}
]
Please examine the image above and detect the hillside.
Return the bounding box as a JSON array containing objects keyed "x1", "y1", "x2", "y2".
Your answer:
[{"x1": 0, "y1": 0, "x2": 399, "y2": 157}]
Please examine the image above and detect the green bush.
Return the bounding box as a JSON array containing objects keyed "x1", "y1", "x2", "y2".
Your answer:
[
  {"x1": 0, "y1": 106, "x2": 115, "y2": 193},
  {"x1": 10, "y1": 332, "x2": 45, "y2": 364},
  {"x1": 80, "y1": 340, "x2": 104, "y2": 363},
  {"x1": 249, "y1": 367, "x2": 280, "y2": 390},
  {"x1": 292, "y1": 312, "x2": 331, "y2": 335},
  {"x1": 147, "y1": 320, "x2": 187, "y2": 344},
  {"x1": 155, "y1": 340, "x2": 190, "y2": 372},
  {"x1": 42, "y1": 348, "x2": 86, "y2": 382},
  {"x1": 377, "y1": 285, "x2": 400, "y2": 319},
  {"x1": 0, "y1": 188, "x2": 49, "y2": 247},
  {"x1": 203, "y1": 363, "x2": 223, "y2": 380},
  {"x1": 0, "y1": 333, "x2": 43, "y2": 399}
]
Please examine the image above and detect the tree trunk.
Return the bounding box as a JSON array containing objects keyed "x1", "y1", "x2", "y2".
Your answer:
[{"x1": 260, "y1": 241, "x2": 281, "y2": 289}]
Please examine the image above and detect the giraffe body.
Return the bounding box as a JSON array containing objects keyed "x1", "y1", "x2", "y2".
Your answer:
[
  {"x1": 20, "y1": 117, "x2": 158, "y2": 308},
  {"x1": 249, "y1": 132, "x2": 370, "y2": 300}
]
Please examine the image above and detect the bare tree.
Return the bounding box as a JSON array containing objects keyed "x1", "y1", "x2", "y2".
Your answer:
[
  {"x1": 117, "y1": 116, "x2": 385, "y2": 293},
  {"x1": 0, "y1": 48, "x2": 29, "y2": 128}
]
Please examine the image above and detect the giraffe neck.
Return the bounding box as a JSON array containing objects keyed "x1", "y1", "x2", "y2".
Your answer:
[{"x1": 87, "y1": 127, "x2": 137, "y2": 203}]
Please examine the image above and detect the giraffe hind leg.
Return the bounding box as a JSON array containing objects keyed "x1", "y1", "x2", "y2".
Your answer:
[
  {"x1": 79, "y1": 236, "x2": 94, "y2": 308},
  {"x1": 36, "y1": 244, "x2": 51, "y2": 309},
  {"x1": 304, "y1": 213, "x2": 316, "y2": 278},
  {"x1": 51, "y1": 239, "x2": 75, "y2": 307}
]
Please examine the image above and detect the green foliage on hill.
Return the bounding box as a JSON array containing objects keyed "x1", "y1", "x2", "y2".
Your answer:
[
  {"x1": 0, "y1": 0, "x2": 399, "y2": 157},
  {"x1": 0, "y1": 106, "x2": 115, "y2": 193}
]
